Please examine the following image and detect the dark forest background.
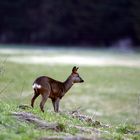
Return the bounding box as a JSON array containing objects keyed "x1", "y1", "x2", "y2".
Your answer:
[{"x1": 0, "y1": 0, "x2": 140, "y2": 47}]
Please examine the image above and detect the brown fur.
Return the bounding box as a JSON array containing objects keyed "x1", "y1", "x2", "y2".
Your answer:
[{"x1": 31, "y1": 66, "x2": 84, "y2": 112}]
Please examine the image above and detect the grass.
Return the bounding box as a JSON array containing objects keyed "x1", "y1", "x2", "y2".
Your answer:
[{"x1": 0, "y1": 46, "x2": 140, "y2": 140}]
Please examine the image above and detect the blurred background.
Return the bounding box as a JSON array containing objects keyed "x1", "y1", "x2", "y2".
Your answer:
[
  {"x1": 0, "y1": 1, "x2": 140, "y2": 139},
  {"x1": 0, "y1": 0, "x2": 140, "y2": 49}
]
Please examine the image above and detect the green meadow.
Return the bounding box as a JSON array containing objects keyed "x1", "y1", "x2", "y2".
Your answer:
[{"x1": 0, "y1": 46, "x2": 140, "y2": 140}]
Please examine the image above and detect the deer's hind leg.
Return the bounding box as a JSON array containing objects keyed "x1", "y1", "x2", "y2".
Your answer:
[
  {"x1": 40, "y1": 92, "x2": 50, "y2": 112},
  {"x1": 31, "y1": 89, "x2": 40, "y2": 108}
]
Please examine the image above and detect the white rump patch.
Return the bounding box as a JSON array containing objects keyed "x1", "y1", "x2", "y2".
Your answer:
[{"x1": 32, "y1": 83, "x2": 42, "y2": 89}]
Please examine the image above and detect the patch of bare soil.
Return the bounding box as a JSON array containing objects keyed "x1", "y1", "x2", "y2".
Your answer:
[
  {"x1": 11, "y1": 108, "x2": 107, "y2": 140},
  {"x1": 12, "y1": 112, "x2": 64, "y2": 131},
  {"x1": 68, "y1": 110, "x2": 110, "y2": 128}
]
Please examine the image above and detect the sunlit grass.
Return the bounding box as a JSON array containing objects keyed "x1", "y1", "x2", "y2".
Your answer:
[
  {"x1": 0, "y1": 52, "x2": 140, "y2": 124},
  {"x1": 0, "y1": 47, "x2": 140, "y2": 139}
]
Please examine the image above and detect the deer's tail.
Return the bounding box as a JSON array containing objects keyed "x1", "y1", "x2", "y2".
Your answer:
[{"x1": 32, "y1": 83, "x2": 42, "y2": 94}]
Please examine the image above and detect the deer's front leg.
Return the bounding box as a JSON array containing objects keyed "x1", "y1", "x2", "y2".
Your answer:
[
  {"x1": 52, "y1": 98, "x2": 60, "y2": 112},
  {"x1": 55, "y1": 98, "x2": 60, "y2": 112},
  {"x1": 51, "y1": 99, "x2": 55, "y2": 111}
]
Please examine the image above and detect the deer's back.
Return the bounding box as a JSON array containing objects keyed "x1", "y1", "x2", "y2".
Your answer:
[
  {"x1": 33, "y1": 76, "x2": 64, "y2": 98},
  {"x1": 34, "y1": 76, "x2": 52, "y2": 86}
]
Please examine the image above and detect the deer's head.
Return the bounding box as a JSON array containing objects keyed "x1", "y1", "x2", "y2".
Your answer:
[{"x1": 71, "y1": 66, "x2": 84, "y2": 83}]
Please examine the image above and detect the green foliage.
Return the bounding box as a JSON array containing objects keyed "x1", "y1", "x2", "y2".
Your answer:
[
  {"x1": 0, "y1": 0, "x2": 136, "y2": 45},
  {"x1": 131, "y1": 0, "x2": 140, "y2": 44},
  {"x1": 116, "y1": 124, "x2": 135, "y2": 134}
]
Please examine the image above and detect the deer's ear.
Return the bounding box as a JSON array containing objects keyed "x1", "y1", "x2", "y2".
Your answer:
[{"x1": 72, "y1": 66, "x2": 78, "y2": 73}]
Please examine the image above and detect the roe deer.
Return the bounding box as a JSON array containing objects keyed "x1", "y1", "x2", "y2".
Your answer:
[{"x1": 31, "y1": 66, "x2": 84, "y2": 112}]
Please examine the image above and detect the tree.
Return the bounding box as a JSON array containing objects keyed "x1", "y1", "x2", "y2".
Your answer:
[
  {"x1": 0, "y1": 0, "x2": 137, "y2": 46},
  {"x1": 131, "y1": 0, "x2": 140, "y2": 44}
]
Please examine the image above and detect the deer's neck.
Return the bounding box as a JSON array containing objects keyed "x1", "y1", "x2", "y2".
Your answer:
[{"x1": 63, "y1": 76, "x2": 73, "y2": 93}]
